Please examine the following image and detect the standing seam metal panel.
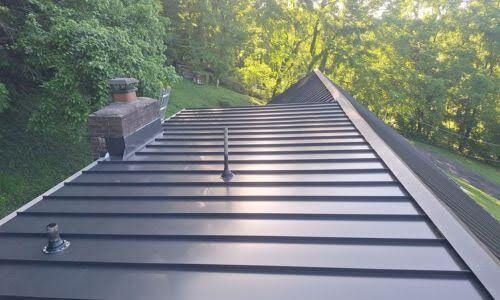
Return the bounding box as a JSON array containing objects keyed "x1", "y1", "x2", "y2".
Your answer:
[{"x1": 0, "y1": 73, "x2": 495, "y2": 299}]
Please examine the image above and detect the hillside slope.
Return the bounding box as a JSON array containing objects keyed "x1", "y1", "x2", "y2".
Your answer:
[{"x1": 166, "y1": 79, "x2": 263, "y2": 117}]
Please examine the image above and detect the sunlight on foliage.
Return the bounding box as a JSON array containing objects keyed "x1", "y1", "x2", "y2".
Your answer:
[{"x1": 164, "y1": 0, "x2": 498, "y2": 162}]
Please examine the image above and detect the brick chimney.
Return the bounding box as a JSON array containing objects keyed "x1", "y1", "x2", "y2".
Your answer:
[{"x1": 88, "y1": 78, "x2": 161, "y2": 159}]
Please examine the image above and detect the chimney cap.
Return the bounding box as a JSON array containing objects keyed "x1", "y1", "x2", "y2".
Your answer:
[
  {"x1": 108, "y1": 78, "x2": 139, "y2": 93},
  {"x1": 108, "y1": 77, "x2": 139, "y2": 86}
]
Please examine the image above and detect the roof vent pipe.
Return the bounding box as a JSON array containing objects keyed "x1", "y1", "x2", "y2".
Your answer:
[
  {"x1": 221, "y1": 127, "x2": 234, "y2": 181},
  {"x1": 43, "y1": 223, "x2": 70, "y2": 254}
]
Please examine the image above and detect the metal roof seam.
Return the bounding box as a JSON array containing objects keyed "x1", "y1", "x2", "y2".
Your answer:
[{"x1": 0, "y1": 72, "x2": 496, "y2": 299}]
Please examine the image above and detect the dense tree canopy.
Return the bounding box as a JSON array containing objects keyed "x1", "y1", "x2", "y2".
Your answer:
[
  {"x1": 0, "y1": 0, "x2": 498, "y2": 161},
  {"x1": 1, "y1": 0, "x2": 178, "y2": 137},
  {"x1": 165, "y1": 0, "x2": 499, "y2": 162}
]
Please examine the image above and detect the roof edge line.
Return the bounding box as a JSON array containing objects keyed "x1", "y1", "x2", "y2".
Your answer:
[
  {"x1": 313, "y1": 69, "x2": 500, "y2": 298},
  {"x1": 0, "y1": 110, "x2": 188, "y2": 227},
  {"x1": 0, "y1": 156, "x2": 108, "y2": 227}
]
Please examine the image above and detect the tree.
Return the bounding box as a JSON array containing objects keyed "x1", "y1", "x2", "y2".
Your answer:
[
  {"x1": 1, "y1": 0, "x2": 178, "y2": 137},
  {"x1": 164, "y1": 0, "x2": 249, "y2": 83},
  {"x1": 1, "y1": 0, "x2": 498, "y2": 161}
]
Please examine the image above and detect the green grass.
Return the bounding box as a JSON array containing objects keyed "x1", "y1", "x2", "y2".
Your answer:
[
  {"x1": 451, "y1": 176, "x2": 500, "y2": 221},
  {"x1": 166, "y1": 79, "x2": 264, "y2": 117},
  {"x1": 0, "y1": 126, "x2": 91, "y2": 218},
  {"x1": 411, "y1": 140, "x2": 500, "y2": 186},
  {"x1": 0, "y1": 106, "x2": 92, "y2": 218}
]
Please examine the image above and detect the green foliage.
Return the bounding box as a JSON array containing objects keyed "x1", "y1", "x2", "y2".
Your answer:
[
  {"x1": 166, "y1": 0, "x2": 499, "y2": 162},
  {"x1": 164, "y1": 0, "x2": 249, "y2": 81},
  {"x1": 3, "y1": 0, "x2": 178, "y2": 137},
  {"x1": 0, "y1": 1, "x2": 179, "y2": 217},
  {"x1": 237, "y1": 57, "x2": 276, "y2": 98},
  {"x1": 0, "y1": 0, "x2": 499, "y2": 216}
]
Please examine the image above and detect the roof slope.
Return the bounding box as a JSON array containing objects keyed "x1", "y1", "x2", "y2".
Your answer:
[
  {"x1": 271, "y1": 71, "x2": 500, "y2": 259},
  {"x1": 0, "y1": 71, "x2": 498, "y2": 299}
]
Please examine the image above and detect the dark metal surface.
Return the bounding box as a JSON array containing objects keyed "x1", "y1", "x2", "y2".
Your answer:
[
  {"x1": 106, "y1": 118, "x2": 162, "y2": 159},
  {"x1": 324, "y1": 75, "x2": 500, "y2": 259},
  {"x1": 0, "y1": 73, "x2": 496, "y2": 299}
]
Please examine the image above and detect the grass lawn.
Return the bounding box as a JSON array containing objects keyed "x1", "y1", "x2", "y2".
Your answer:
[
  {"x1": 166, "y1": 79, "x2": 264, "y2": 117},
  {"x1": 411, "y1": 140, "x2": 499, "y2": 186},
  {"x1": 411, "y1": 140, "x2": 500, "y2": 220},
  {"x1": 451, "y1": 176, "x2": 500, "y2": 221},
  {"x1": 0, "y1": 123, "x2": 91, "y2": 218}
]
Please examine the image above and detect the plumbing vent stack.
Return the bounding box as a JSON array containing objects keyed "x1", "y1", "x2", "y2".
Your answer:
[
  {"x1": 221, "y1": 127, "x2": 234, "y2": 181},
  {"x1": 43, "y1": 223, "x2": 70, "y2": 254}
]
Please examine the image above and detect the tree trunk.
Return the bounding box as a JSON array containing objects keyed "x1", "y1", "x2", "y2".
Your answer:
[
  {"x1": 306, "y1": 20, "x2": 321, "y2": 71},
  {"x1": 309, "y1": 19, "x2": 320, "y2": 56},
  {"x1": 458, "y1": 107, "x2": 477, "y2": 153},
  {"x1": 272, "y1": 40, "x2": 303, "y2": 97},
  {"x1": 319, "y1": 49, "x2": 329, "y2": 71}
]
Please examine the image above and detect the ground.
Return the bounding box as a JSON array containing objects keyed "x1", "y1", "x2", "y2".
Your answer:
[
  {"x1": 0, "y1": 120, "x2": 91, "y2": 217},
  {"x1": 411, "y1": 140, "x2": 500, "y2": 221},
  {"x1": 166, "y1": 79, "x2": 263, "y2": 117}
]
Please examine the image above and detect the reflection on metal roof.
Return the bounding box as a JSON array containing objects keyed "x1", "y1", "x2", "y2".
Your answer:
[{"x1": 0, "y1": 71, "x2": 498, "y2": 299}]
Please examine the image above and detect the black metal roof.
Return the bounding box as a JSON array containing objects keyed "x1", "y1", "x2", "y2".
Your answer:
[
  {"x1": 271, "y1": 71, "x2": 500, "y2": 258},
  {"x1": 0, "y1": 71, "x2": 498, "y2": 299}
]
